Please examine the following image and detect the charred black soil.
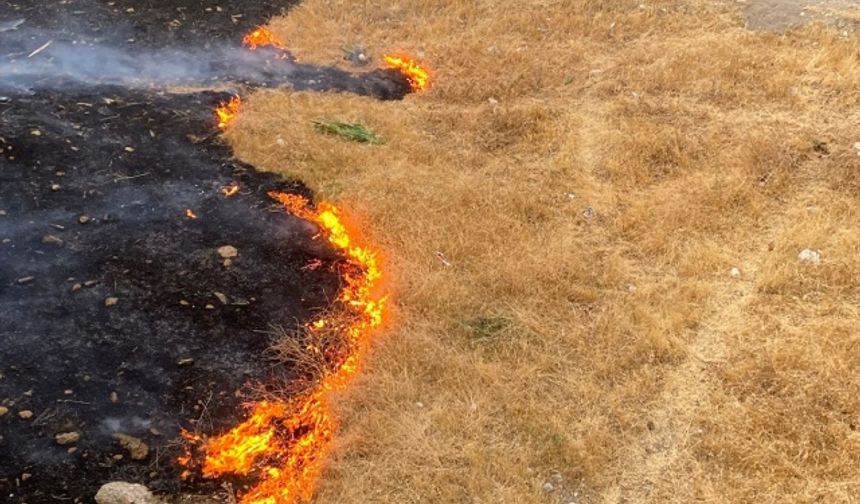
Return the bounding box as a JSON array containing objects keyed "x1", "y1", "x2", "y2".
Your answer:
[
  {"x1": 2, "y1": 0, "x2": 298, "y2": 48},
  {"x1": 0, "y1": 87, "x2": 345, "y2": 502},
  {"x1": 0, "y1": 0, "x2": 407, "y2": 499}
]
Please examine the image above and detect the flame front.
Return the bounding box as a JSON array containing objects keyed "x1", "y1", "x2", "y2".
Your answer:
[
  {"x1": 382, "y1": 54, "x2": 430, "y2": 92},
  {"x1": 243, "y1": 27, "x2": 285, "y2": 50},
  {"x1": 216, "y1": 96, "x2": 242, "y2": 129},
  {"x1": 182, "y1": 193, "x2": 386, "y2": 503}
]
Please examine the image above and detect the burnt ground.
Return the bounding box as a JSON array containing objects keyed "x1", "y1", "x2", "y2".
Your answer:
[
  {"x1": 0, "y1": 89, "x2": 344, "y2": 502},
  {"x1": 1, "y1": 0, "x2": 299, "y2": 48},
  {"x1": 0, "y1": 0, "x2": 392, "y2": 502}
]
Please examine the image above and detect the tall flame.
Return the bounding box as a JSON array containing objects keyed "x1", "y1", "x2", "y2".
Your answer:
[
  {"x1": 382, "y1": 54, "x2": 430, "y2": 92},
  {"x1": 243, "y1": 27, "x2": 286, "y2": 50},
  {"x1": 216, "y1": 96, "x2": 242, "y2": 129},
  {"x1": 181, "y1": 193, "x2": 386, "y2": 503}
]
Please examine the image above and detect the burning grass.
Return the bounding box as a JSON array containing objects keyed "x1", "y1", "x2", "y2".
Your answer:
[{"x1": 212, "y1": 1, "x2": 860, "y2": 502}]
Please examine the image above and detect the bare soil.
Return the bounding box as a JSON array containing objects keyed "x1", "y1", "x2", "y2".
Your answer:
[{"x1": 744, "y1": 0, "x2": 860, "y2": 30}]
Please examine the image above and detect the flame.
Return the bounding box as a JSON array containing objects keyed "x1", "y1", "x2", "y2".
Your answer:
[
  {"x1": 222, "y1": 182, "x2": 240, "y2": 197},
  {"x1": 181, "y1": 193, "x2": 386, "y2": 503},
  {"x1": 186, "y1": 209, "x2": 198, "y2": 219},
  {"x1": 382, "y1": 54, "x2": 430, "y2": 92},
  {"x1": 216, "y1": 96, "x2": 242, "y2": 129},
  {"x1": 243, "y1": 27, "x2": 285, "y2": 50}
]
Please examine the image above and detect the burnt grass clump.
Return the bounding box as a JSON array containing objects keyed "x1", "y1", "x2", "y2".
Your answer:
[{"x1": 0, "y1": 0, "x2": 397, "y2": 501}]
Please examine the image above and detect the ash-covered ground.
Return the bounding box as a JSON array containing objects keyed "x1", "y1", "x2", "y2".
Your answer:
[
  {"x1": 0, "y1": 0, "x2": 395, "y2": 502},
  {"x1": 0, "y1": 87, "x2": 342, "y2": 501}
]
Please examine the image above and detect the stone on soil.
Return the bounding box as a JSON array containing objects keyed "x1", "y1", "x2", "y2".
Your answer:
[
  {"x1": 95, "y1": 482, "x2": 160, "y2": 504},
  {"x1": 55, "y1": 431, "x2": 81, "y2": 445},
  {"x1": 217, "y1": 245, "x2": 238, "y2": 258},
  {"x1": 113, "y1": 433, "x2": 149, "y2": 460}
]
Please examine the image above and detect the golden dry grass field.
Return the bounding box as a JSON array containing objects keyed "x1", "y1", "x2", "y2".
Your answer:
[{"x1": 222, "y1": 1, "x2": 860, "y2": 502}]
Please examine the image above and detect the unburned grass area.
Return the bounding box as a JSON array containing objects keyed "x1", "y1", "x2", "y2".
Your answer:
[{"x1": 223, "y1": 1, "x2": 860, "y2": 502}]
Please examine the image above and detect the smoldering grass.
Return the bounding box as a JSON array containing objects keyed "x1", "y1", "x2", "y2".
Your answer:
[{"x1": 312, "y1": 120, "x2": 385, "y2": 145}]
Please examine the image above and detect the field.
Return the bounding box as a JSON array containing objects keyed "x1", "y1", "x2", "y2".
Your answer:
[{"x1": 224, "y1": 1, "x2": 860, "y2": 502}]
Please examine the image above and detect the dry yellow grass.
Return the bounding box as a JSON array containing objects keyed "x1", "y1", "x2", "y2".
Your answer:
[{"x1": 222, "y1": 1, "x2": 860, "y2": 502}]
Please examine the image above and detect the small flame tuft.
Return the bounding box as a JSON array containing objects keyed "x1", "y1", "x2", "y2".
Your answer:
[
  {"x1": 222, "y1": 182, "x2": 240, "y2": 197},
  {"x1": 215, "y1": 96, "x2": 242, "y2": 129},
  {"x1": 180, "y1": 194, "x2": 387, "y2": 503},
  {"x1": 186, "y1": 209, "x2": 198, "y2": 219},
  {"x1": 243, "y1": 27, "x2": 285, "y2": 50},
  {"x1": 382, "y1": 54, "x2": 430, "y2": 92}
]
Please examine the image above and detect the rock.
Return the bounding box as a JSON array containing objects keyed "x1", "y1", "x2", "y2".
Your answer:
[
  {"x1": 18, "y1": 410, "x2": 33, "y2": 419},
  {"x1": 51, "y1": 183, "x2": 61, "y2": 191},
  {"x1": 21, "y1": 472, "x2": 31, "y2": 481},
  {"x1": 730, "y1": 267, "x2": 742, "y2": 279},
  {"x1": 79, "y1": 214, "x2": 91, "y2": 224},
  {"x1": 17, "y1": 276, "x2": 35, "y2": 285},
  {"x1": 543, "y1": 482, "x2": 555, "y2": 493},
  {"x1": 110, "y1": 391, "x2": 119, "y2": 403},
  {"x1": 213, "y1": 292, "x2": 228, "y2": 304},
  {"x1": 113, "y1": 433, "x2": 149, "y2": 460},
  {"x1": 854, "y1": 141, "x2": 860, "y2": 155},
  {"x1": 42, "y1": 234, "x2": 64, "y2": 246},
  {"x1": 798, "y1": 249, "x2": 822, "y2": 264},
  {"x1": 94, "y1": 482, "x2": 159, "y2": 504},
  {"x1": 55, "y1": 431, "x2": 81, "y2": 445},
  {"x1": 0, "y1": 406, "x2": 8, "y2": 416},
  {"x1": 105, "y1": 297, "x2": 119, "y2": 307},
  {"x1": 177, "y1": 357, "x2": 194, "y2": 366},
  {"x1": 217, "y1": 245, "x2": 238, "y2": 258}
]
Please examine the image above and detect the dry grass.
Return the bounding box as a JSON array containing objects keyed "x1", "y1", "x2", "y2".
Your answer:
[{"x1": 222, "y1": 1, "x2": 860, "y2": 502}]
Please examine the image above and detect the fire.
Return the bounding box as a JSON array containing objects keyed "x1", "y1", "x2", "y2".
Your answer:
[
  {"x1": 222, "y1": 182, "x2": 240, "y2": 197},
  {"x1": 186, "y1": 209, "x2": 198, "y2": 219},
  {"x1": 382, "y1": 54, "x2": 430, "y2": 92},
  {"x1": 181, "y1": 193, "x2": 386, "y2": 503},
  {"x1": 243, "y1": 27, "x2": 285, "y2": 50},
  {"x1": 216, "y1": 96, "x2": 242, "y2": 129}
]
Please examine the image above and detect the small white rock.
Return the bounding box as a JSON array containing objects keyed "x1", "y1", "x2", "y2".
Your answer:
[
  {"x1": 853, "y1": 141, "x2": 860, "y2": 155},
  {"x1": 730, "y1": 267, "x2": 741, "y2": 279},
  {"x1": 798, "y1": 249, "x2": 822, "y2": 264},
  {"x1": 95, "y1": 482, "x2": 159, "y2": 504},
  {"x1": 543, "y1": 482, "x2": 555, "y2": 493}
]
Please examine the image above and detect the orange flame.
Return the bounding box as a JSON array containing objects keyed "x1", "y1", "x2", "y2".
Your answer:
[
  {"x1": 186, "y1": 209, "x2": 198, "y2": 219},
  {"x1": 382, "y1": 54, "x2": 430, "y2": 92},
  {"x1": 181, "y1": 193, "x2": 386, "y2": 503},
  {"x1": 243, "y1": 27, "x2": 285, "y2": 50},
  {"x1": 216, "y1": 96, "x2": 242, "y2": 129},
  {"x1": 222, "y1": 182, "x2": 240, "y2": 197}
]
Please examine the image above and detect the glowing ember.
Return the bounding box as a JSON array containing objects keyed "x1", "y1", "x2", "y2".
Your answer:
[
  {"x1": 181, "y1": 194, "x2": 386, "y2": 504},
  {"x1": 243, "y1": 27, "x2": 285, "y2": 50},
  {"x1": 185, "y1": 209, "x2": 198, "y2": 219},
  {"x1": 382, "y1": 54, "x2": 430, "y2": 92},
  {"x1": 216, "y1": 96, "x2": 242, "y2": 129},
  {"x1": 222, "y1": 182, "x2": 240, "y2": 197}
]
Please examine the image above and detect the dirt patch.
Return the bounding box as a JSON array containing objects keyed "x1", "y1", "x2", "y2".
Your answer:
[{"x1": 744, "y1": 0, "x2": 860, "y2": 30}]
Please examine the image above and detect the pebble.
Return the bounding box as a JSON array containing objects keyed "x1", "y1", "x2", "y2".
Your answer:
[
  {"x1": 217, "y1": 245, "x2": 238, "y2": 259},
  {"x1": 105, "y1": 297, "x2": 119, "y2": 307},
  {"x1": 21, "y1": 472, "x2": 32, "y2": 481},
  {"x1": 95, "y1": 482, "x2": 159, "y2": 504},
  {"x1": 177, "y1": 358, "x2": 194, "y2": 366},
  {"x1": 853, "y1": 141, "x2": 860, "y2": 155},
  {"x1": 213, "y1": 292, "x2": 228, "y2": 304},
  {"x1": 79, "y1": 215, "x2": 91, "y2": 224},
  {"x1": 730, "y1": 267, "x2": 741, "y2": 279},
  {"x1": 18, "y1": 410, "x2": 33, "y2": 419},
  {"x1": 0, "y1": 406, "x2": 8, "y2": 416},
  {"x1": 798, "y1": 249, "x2": 822, "y2": 264},
  {"x1": 42, "y1": 234, "x2": 64, "y2": 246},
  {"x1": 110, "y1": 391, "x2": 119, "y2": 403},
  {"x1": 113, "y1": 433, "x2": 149, "y2": 460},
  {"x1": 55, "y1": 431, "x2": 81, "y2": 445},
  {"x1": 543, "y1": 482, "x2": 555, "y2": 493},
  {"x1": 51, "y1": 183, "x2": 61, "y2": 191},
  {"x1": 17, "y1": 276, "x2": 35, "y2": 285}
]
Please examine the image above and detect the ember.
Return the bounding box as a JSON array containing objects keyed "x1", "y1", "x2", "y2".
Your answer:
[
  {"x1": 181, "y1": 193, "x2": 387, "y2": 503},
  {"x1": 383, "y1": 54, "x2": 431, "y2": 92},
  {"x1": 222, "y1": 182, "x2": 241, "y2": 197},
  {"x1": 186, "y1": 208, "x2": 199, "y2": 219}
]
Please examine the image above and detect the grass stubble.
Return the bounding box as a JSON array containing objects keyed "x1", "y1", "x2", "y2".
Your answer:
[{"x1": 222, "y1": 1, "x2": 860, "y2": 502}]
